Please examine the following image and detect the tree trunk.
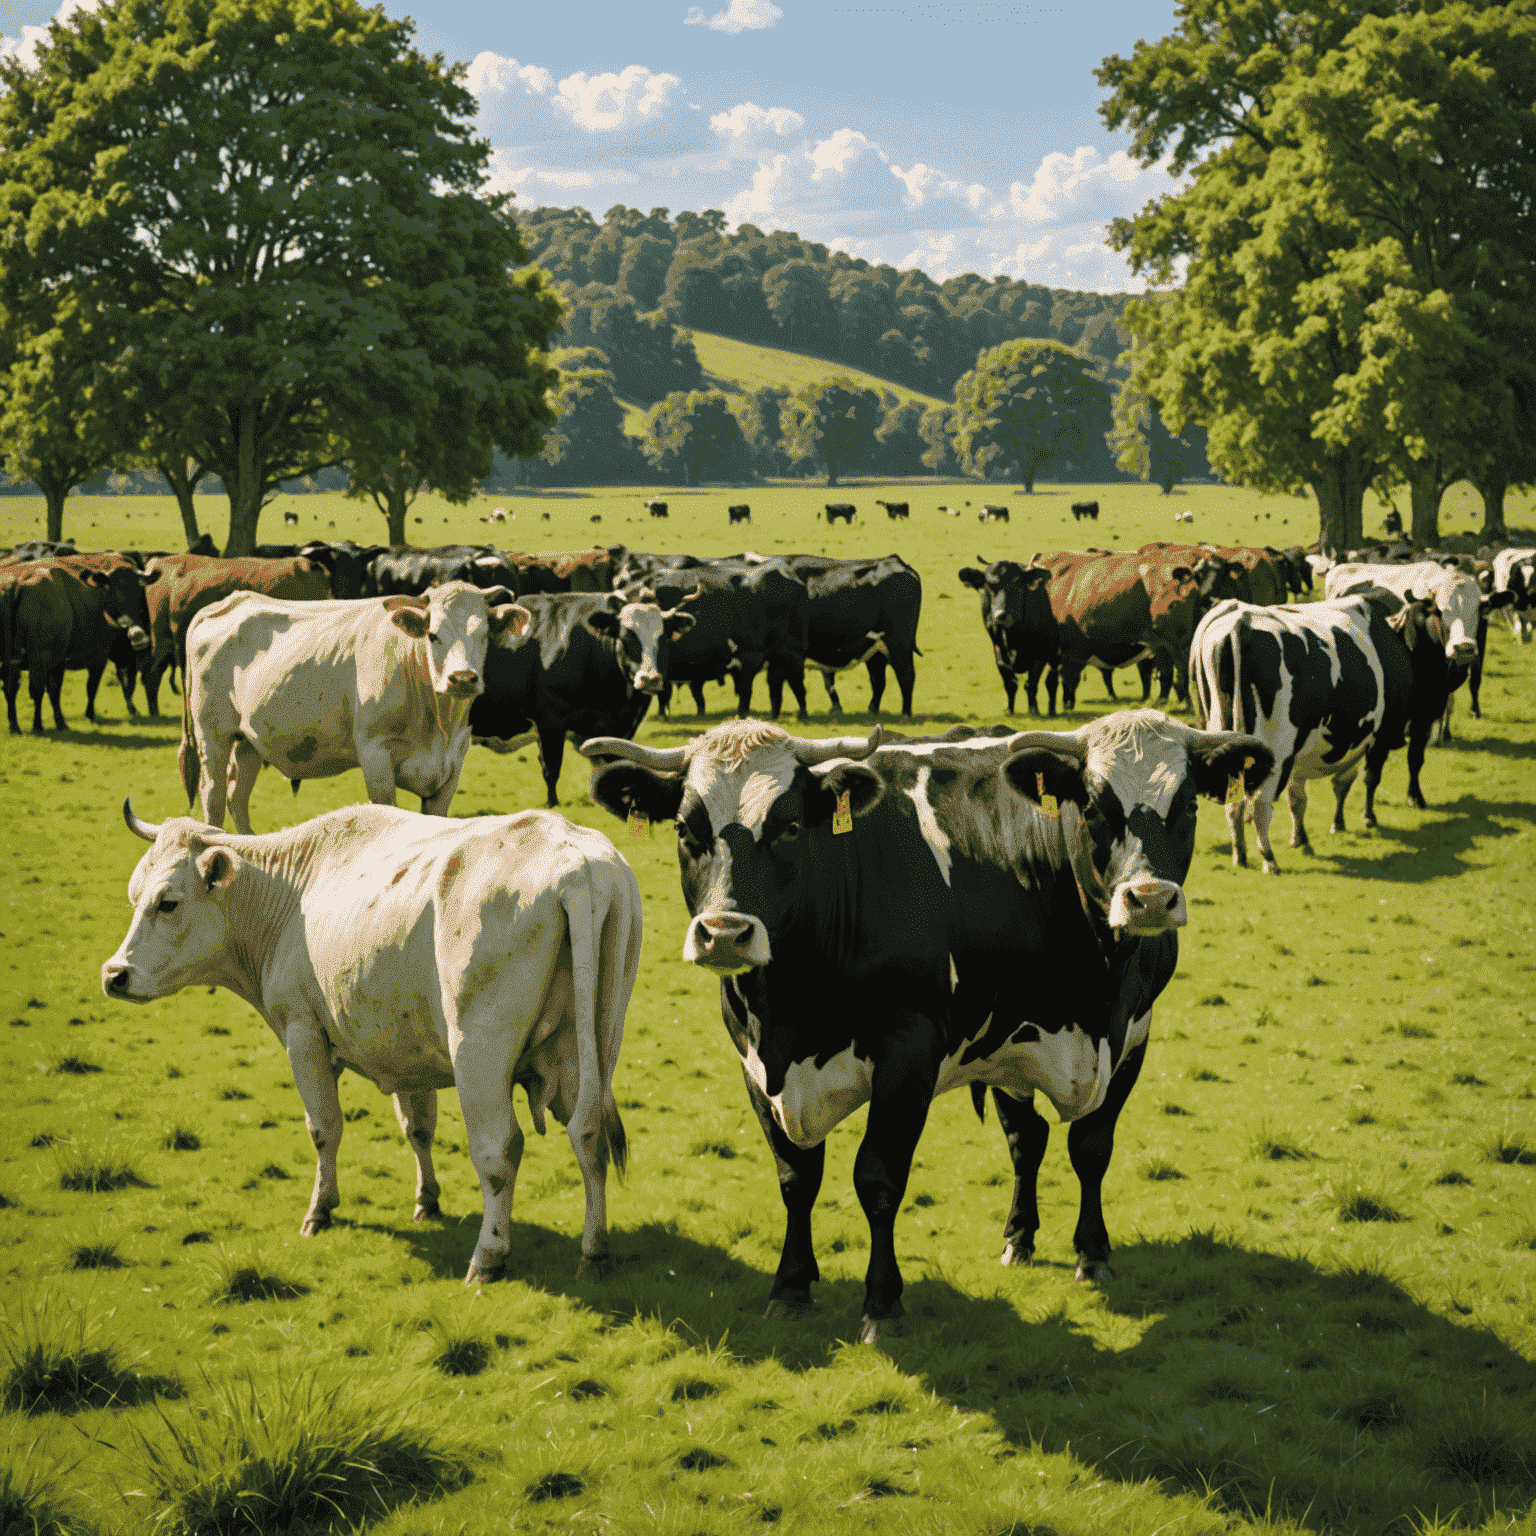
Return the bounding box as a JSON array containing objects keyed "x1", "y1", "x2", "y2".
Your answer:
[
  {"x1": 1474, "y1": 469, "x2": 1507, "y2": 543},
  {"x1": 1312, "y1": 456, "x2": 1368, "y2": 558},
  {"x1": 40, "y1": 480, "x2": 67, "y2": 542},
  {"x1": 157, "y1": 459, "x2": 202, "y2": 547},
  {"x1": 385, "y1": 483, "x2": 408, "y2": 545},
  {"x1": 825, "y1": 464, "x2": 838, "y2": 487},
  {"x1": 1407, "y1": 457, "x2": 1447, "y2": 548},
  {"x1": 223, "y1": 400, "x2": 263, "y2": 556}
]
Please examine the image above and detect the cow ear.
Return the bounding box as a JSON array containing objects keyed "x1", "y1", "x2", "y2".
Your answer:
[
  {"x1": 589, "y1": 762, "x2": 683, "y2": 825},
  {"x1": 1187, "y1": 737, "x2": 1274, "y2": 802},
  {"x1": 479, "y1": 584, "x2": 516, "y2": 608},
  {"x1": 1484, "y1": 590, "x2": 1515, "y2": 610},
  {"x1": 195, "y1": 845, "x2": 240, "y2": 891},
  {"x1": 585, "y1": 610, "x2": 621, "y2": 638},
  {"x1": 389, "y1": 606, "x2": 430, "y2": 638},
  {"x1": 1002, "y1": 748, "x2": 1086, "y2": 809},
  {"x1": 668, "y1": 613, "x2": 696, "y2": 638},
  {"x1": 140, "y1": 568, "x2": 162, "y2": 586},
  {"x1": 490, "y1": 603, "x2": 531, "y2": 637},
  {"x1": 1171, "y1": 565, "x2": 1193, "y2": 582},
  {"x1": 958, "y1": 567, "x2": 985, "y2": 589},
  {"x1": 81, "y1": 569, "x2": 111, "y2": 588},
  {"x1": 806, "y1": 761, "x2": 885, "y2": 825},
  {"x1": 1024, "y1": 567, "x2": 1052, "y2": 589}
]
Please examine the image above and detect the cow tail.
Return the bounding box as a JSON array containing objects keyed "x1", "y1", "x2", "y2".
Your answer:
[
  {"x1": 178, "y1": 670, "x2": 199, "y2": 810},
  {"x1": 562, "y1": 873, "x2": 628, "y2": 1180}
]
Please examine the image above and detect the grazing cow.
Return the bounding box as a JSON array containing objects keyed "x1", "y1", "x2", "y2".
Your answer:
[
  {"x1": 825, "y1": 503, "x2": 856, "y2": 525},
  {"x1": 283, "y1": 511, "x2": 299, "y2": 527},
  {"x1": 581, "y1": 713, "x2": 1270, "y2": 1339},
  {"x1": 1277, "y1": 547, "x2": 1314, "y2": 595},
  {"x1": 181, "y1": 581, "x2": 528, "y2": 832},
  {"x1": 502, "y1": 547, "x2": 618, "y2": 596},
  {"x1": 941, "y1": 505, "x2": 962, "y2": 517},
  {"x1": 645, "y1": 500, "x2": 669, "y2": 519},
  {"x1": 490, "y1": 508, "x2": 509, "y2": 523},
  {"x1": 369, "y1": 546, "x2": 521, "y2": 599},
  {"x1": 1493, "y1": 548, "x2": 1536, "y2": 643},
  {"x1": 104, "y1": 799, "x2": 639, "y2": 1284},
  {"x1": 980, "y1": 504, "x2": 1010, "y2": 523},
  {"x1": 728, "y1": 504, "x2": 752, "y2": 526},
  {"x1": 2, "y1": 555, "x2": 158, "y2": 732},
  {"x1": 1070, "y1": 501, "x2": 1100, "y2": 522},
  {"x1": 958, "y1": 558, "x2": 1057, "y2": 715},
  {"x1": 470, "y1": 590, "x2": 697, "y2": 806},
  {"x1": 875, "y1": 500, "x2": 909, "y2": 520},
  {"x1": 1193, "y1": 589, "x2": 1453, "y2": 871}
]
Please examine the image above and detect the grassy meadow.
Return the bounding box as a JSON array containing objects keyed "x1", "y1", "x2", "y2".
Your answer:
[{"x1": 3, "y1": 479, "x2": 1535, "y2": 1536}]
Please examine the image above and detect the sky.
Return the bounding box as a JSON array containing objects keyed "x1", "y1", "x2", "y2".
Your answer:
[{"x1": 2, "y1": 0, "x2": 1185, "y2": 293}]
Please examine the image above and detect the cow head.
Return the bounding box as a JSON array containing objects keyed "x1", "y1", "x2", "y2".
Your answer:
[
  {"x1": 958, "y1": 559, "x2": 1054, "y2": 663},
  {"x1": 1001, "y1": 712, "x2": 1272, "y2": 936},
  {"x1": 383, "y1": 581, "x2": 529, "y2": 699},
  {"x1": 81, "y1": 563, "x2": 159, "y2": 651},
  {"x1": 583, "y1": 719, "x2": 884, "y2": 973},
  {"x1": 585, "y1": 586, "x2": 700, "y2": 695},
  {"x1": 102, "y1": 802, "x2": 245, "y2": 1001},
  {"x1": 1428, "y1": 571, "x2": 1487, "y2": 665}
]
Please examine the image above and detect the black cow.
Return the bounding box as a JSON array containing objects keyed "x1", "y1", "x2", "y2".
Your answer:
[
  {"x1": 283, "y1": 510, "x2": 299, "y2": 526},
  {"x1": 980, "y1": 504, "x2": 1010, "y2": 523},
  {"x1": 369, "y1": 546, "x2": 520, "y2": 598},
  {"x1": 958, "y1": 558, "x2": 1057, "y2": 715},
  {"x1": 728, "y1": 504, "x2": 752, "y2": 525},
  {"x1": 824, "y1": 504, "x2": 856, "y2": 524},
  {"x1": 583, "y1": 713, "x2": 1271, "y2": 1340},
  {"x1": 645, "y1": 500, "x2": 669, "y2": 519},
  {"x1": 1070, "y1": 501, "x2": 1100, "y2": 522},
  {"x1": 1383, "y1": 509, "x2": 1404, "y2": 537},
  {"x1": 468, "y1": 591, "x2": 696, "y2": 806},
  {"x1": 875, "y1": 500, "x2": 909, "y2": 520},
  {"x1": 255, "y1": 541, "x2": 382, "y2": 600}
]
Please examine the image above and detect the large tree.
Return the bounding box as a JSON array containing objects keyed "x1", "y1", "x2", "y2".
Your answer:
[
  {"x1": 950, "y1": 340, "x2": 1110, "y2": 493},
  {"x1": 1109, "y1": 378, "x2": 1204, "y2": 495},
  {"x1": 639, "y1": 391, "x2": 754, "y2": 486},
  {"x1": 0, "y1": 0, "x2": 558, "y2": 556},
  {"x1": 783, "y1": 378, "x2": 882, "y2": 487}
]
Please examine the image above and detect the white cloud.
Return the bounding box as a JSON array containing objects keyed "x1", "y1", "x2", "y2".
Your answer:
[
  {"x1": 809, "y1": 128, "x2": 883, "y2": 179},
  {"x1": 1009, "y1": 145, "x2": 1163, "y2": 225},
  {"x1": 1, "y1": 0, "x2": 100, "y2": 69},
  {"x1": 684, "y1": 0, "x2": 783, "y2": 34},
  {"x1": 711, "y1": 101, "x2": 805, "y2": 149},
  {"x1": 890, "y1": 161, "x2": 989, "y2": 214},
  {"x1": 554, "y1": 65, "x2": 685, "y2": 133},
  {"x1": 468, "y1": 53, "x2": 554, "y2": 98}
]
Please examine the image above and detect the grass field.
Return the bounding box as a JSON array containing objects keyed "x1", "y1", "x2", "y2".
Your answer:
[{"x1": 3, "y1": 481, "x2": 1535, "y2": 1536}]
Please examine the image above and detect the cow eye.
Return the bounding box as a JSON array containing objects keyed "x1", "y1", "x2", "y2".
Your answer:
[
  {"x1": 157, "y1": 898, "x2": 179, "y2": 915},
  {"x1": 772, "y1": 821, "x2": 800, "y2": 846},
  {"x1": 676, "y1": 822, "x2": 705, "y2": 858},
  {"x1": 429, "y1": 629, "x2": 442, "y2": 644}
]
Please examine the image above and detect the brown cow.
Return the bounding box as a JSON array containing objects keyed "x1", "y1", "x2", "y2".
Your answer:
[
  {"x1": 141, "y1": 555, "x2": 332, "y2": 716},
  {"x1": 1141, "y1": 543, "x2": 1288, "y2": 606},
  {"x1": 2, "y1": 555, "x2": 157, "y2": 733},
  {"x1": 500, "y1": 547, "x2": 616, "y2": 595}
]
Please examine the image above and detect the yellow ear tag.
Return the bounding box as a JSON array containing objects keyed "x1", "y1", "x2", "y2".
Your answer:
[
  {"x1": 832, "y1": 789, "x2": 853, "y2": 835},
  {"x1": 1036, "y1": 773, "x2": 1060, "y2": 819},
  {"x1": 627, "y1": 807, "x2": 652, "y2": 839}
]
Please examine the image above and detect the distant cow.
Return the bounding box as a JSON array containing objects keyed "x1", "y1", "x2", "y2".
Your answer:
[
  {"x1": 490, "y1": 508, "x2": 509, "y2": 523},
  {"x1": 283, "y1": 511, "x2": 299, "y2": 527},
  {"x1": 255, "y1": 541, "x2": 384, "y2": 601},
  {"x1": 1383, "y1": 510, "x2": 1403, "y2": 537},
  {"x1": 1193, "y1": 590, "x2": 1454, "y2": 871},
  {"x1": 645, "y1": 500, "x2": 669, "y2": 519},
  {"x1": 958, "y1": 558, "x2": 1056, "y2": 715},
  {"x1": 105, "y1": 799, "x2": 639, "y2": 1285},
  {"x1": 1070, "y1": 501, "x2": 1100, "y2": 522},
  {"x1": 875, "y1": 500, "x2": 909, "y2": 520},
  {"x1": 1493, "y1": 548, "x2": 1536, "y2": 644},
  {"x1": 1174, "y1": 510, "x2": 1194, "y2": 524},
  {"x1": 941, "y1": 505, "x2": 962, "y2": 517},
  {"x1": 980, "y1": 504, "x2": 1009, "y2": 523},
  {"x1": 728, "y1": 504, "x2": 752, "y2": 525},
  {"x1": 0, "y1": 539, "x2": 77, "y2": 565},
  {"x1": 181, "y1": 582, "x2": 528, "y2": 831},
  {"x1": 825, "y1": 504, "x2": 856, "y2": 525}
]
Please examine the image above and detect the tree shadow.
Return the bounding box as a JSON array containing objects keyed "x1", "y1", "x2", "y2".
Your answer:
[{"x1": 502, "y1": 488, "x2": 596, "y2": 499}]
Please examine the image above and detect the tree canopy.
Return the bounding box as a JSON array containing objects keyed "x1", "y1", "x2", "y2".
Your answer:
[
  {"x1": 784, "y1": 379, "x2": 883, "y2": 487},
  {"x1": 639, "y1": 391, "x2": 754, "y2": 485}
]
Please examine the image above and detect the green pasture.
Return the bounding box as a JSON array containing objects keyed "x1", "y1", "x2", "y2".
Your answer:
[{"x1": 2, "y1": 482, "x2": 1535, "y2": 1536}]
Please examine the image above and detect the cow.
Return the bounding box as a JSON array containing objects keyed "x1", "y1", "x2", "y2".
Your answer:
[
  {"x1": 2, "y1": 555, "x2": 158, "y2": 732},
  {"x1": 141, "y1": 554, "x2": 334, "y2": 717},
  {"x1": 957, "y1": 558, "x2": 1056, "y2": 715},
  {"x1": 283, "y1": 510, "x2": 299, "y2": 526},
  {"x1": 469, "y1": 590, "x2": 697, "y2": 806},
  {"x1": 645, "y1": 500, "x2": 669, "y2": 519},
  {"x1": 728, "y1": 504, "x2": 752, "y2": 526},
  {"x1": 502, "y1": 547, "x2": 618, "y2": 596},
  {"x1": 1070, "y1": 501, "x2": 1100, "y2": 522},
  {"x1": 875, "y1": 500, "x2": 909, "y2": 520},
  {"x1": 490, "y1": 507, "x2": 509, "y2": 523},
  {"x1": 1493, "y1": 548, "x2": 1536, "y2": 644},
  {"x1": 103, "y1": 799, "x2": 639, "y2": 1285},
  {"x1": 580, "y1": 712, "x2": 1271, "y2": 1340},
  {"x1": 1141, "y1": 543, "x2": 1288, "y2": 607},
  {"x1": 1193, "y1": 589, "x2": 1453, "y2": 872},
  {"x1": 979, "y1": 504, "x2": 1010, "y2": 523},
  {"x1": 1277, "y1": 547, "x2": 1314, "y2": 595},
  {"x1": 825, "y1": 504, "x2": 856, "y2": 524},
  {"x1": 180, "y1": 581, "x2": 528, "y2": 832},
  {"x1": 255, "y1": 541, "x2": 383, "y2": 600},
  {"x1": 1174, "y1": 510, "x2": 1194, "y2": 524},
  {"x1": 369, "y1": 546, "x2": 521, "y2": 598},
  {"x1": 0, "y1": 539, "x2": 77, "y2": 565},
  {"x1": 941, "y1": 506, "x2": 962, "y2": 517},
  {"x1": 1383, "y1": 509, "x2": 1403, "y2": 537}
]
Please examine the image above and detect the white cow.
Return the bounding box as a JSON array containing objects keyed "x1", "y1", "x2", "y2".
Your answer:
[
  {"x1": 181, "y1": 581, "x2": 528, "y2": 832},
  {"x1": 1493, "y1": 548, "x2": 1536, "y2": 643},
  {"x1": 1324, "y1": 561, "x2": 1482, "y2": 665},
  {"x1": 102, "y1": 801, "x2": 641, "y2": 1284}
]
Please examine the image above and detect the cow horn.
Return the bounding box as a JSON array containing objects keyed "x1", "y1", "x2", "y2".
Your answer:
[
  {"x1": 479, "y1": 585, "x2": 516, "y2": 607},
  {"x1": 639, "y1": 587, "x2": 656, "y2": 601},
  {"x1": 977, "y1": 554, "x2": 991, "y2": 564},
  {"x1": 123, "y1": 798, "x2": 161, "y2": 840},
  {"x1": 579, "y1": 737, "x2": 688, "y2": 771},
  {"x1": 381, "y1": 594, "x2": 428, "y2": 612},
  {"x1": 1003, "y1": 729, "x2": 1086, "y2": 757},
  {"x1": 676, "y1": 582, "x2": 705, "y2": 607},
  {"x1": 789, "y1": 725, "x2": 882, "y2": 765}
]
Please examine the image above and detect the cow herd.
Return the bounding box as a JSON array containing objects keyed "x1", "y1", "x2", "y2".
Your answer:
[{"x1": 5, "y1": 518, "x2": 1534, "y2": 1344}]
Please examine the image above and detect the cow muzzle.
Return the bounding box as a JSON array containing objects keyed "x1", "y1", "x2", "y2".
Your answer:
[
  {"x1": 1450, "y1": 641, "x2": 1478, "y2": 666},
  {"x1": 682, "y1": 910, "x2": 772, "y2": 973},
  {"x1": 444, "y1": 669, "x2": 482, "y2": 698},
  {"x1": 634, "y1": 669, "x2": 664, "y2": 695},
  {"x1": 1107, "y1": 878, "x2": 1187, "y2": 934},
  {"x1": 101, "y1": 961, "x2": 146, "y2": 1001}
]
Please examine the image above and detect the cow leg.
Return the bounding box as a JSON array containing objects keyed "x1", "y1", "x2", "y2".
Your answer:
[
  {"x1": 743, "y1": 1069, "x2": 826, "y2": 1317},
  {"x1": 997, "y1": 664, "x2": 1018, "y2": 715},
  {"x1": 690, "y1": 680, "x2": 709, "y2": 716},
  {"x1": 536, "y1": 721, "x2": 565, "y2": 807},
  {"x1": 393, "y1": 1089, "x2": 442, "y2": 1220},
  {"x1": 1329, "y1": 770, "x2": 1357, "y2": 834},
  {"x1": 1405, "y1": 718, "x2": 1432, "y2": 810},
  {"x1": 822, "y1": 669, "x2": 843, "y2": 712},
  {"x1": 1137, "y1": 658, "x2": 1155, "y2": 701},
  {"x1": 890, "y1": 650, "x2": 916, "y2": 718},
  {"x1": 116, "y1": 652, "x2": 139, "y2": 717},
  {"x1": 1157, "y1": 659, "x2": 1175, "y2": 704},
  {"x1": 785, "y1": 663, "x2": 809, "y2": 722},
  {"x1": 1286, "y1": 777, "x2": 1311, "y2": 851},
  {"x1": 991, "y1": 1087, "x2": 1050, "y2": 1264},
  {"x1": 420, "y1": 753, "x2": 466, "y2": 817},
  {"x1": 83, "y1": 658, "x2": 108, "y2": 723},
  {"x1": 1252, "y1": 790, "x2": 1281, "y2": 874},
  {"x1": 853, "y1": 1018, "x2": 944, "y2": 1341},
  {"x1": 355, "y1": 741, "x2": 399, "y2": 808},
  {"x1": 1024, "y1": 661, "x2": 1046, "y2": 717},
  {"x1": 454, "y1": 1032, "x2": 526, "y2": 1285},
  {"x1": 4, "y1": 659, "x2": 20, "y2": 733},
  {"x1": 1226, "y1": 796, "x2": 1249, "y2": 869},
  {"x1": 284, "y1": 1018, "x2": 345, "y2": 1235},
  {"x1": 733, "y1": 661, "x2": 762, "y2": 718},
  {"x1": 41, "y1": 664, "x2": 67, "y2": 731},
  {"x1": 1172, "y1": 657, "x2": 1191, "y2": 707},
  {"x1": 866, "y1": 653, "x2": 888, "y2": 714},
  {"x1": 198, "y1": 733, "x2": 235, "y2": 828},
  {"x1": 657, "y1": 682, "x2": 672, "y2": 720},
  {"x1": 1068, "y1": 1037, "x2": 1147, "y2": 1282},
  {"x1": 1045, "y1": 665, "x2": 1060, "y2": 717},
  {"x1": 1099, "y1": 666, "x2": 1117, "y2": 700},
  {"x1": 765, "y1": 663, "x2": 785, "y2": 721},
  {"x1": 227, "y1": 738, "x2": 264, "y2": 836}
]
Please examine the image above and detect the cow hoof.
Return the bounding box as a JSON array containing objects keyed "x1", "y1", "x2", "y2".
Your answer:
[
  {"x1": 1362, "y1": 814, "x2": 1378, "y2": 829},
  {"x1": 1409, "y1": 797, "x2": 1427, "y2": 811},
  {"x1": 413, "y1": 1201, "x2": 442, "y2": 1222},
  {"x1": 301, "y1": 1210, "x2": 333, "y2": 1236},
  {"x1": 999, "y1": 1242, "x2": 1034, "y2": 1266},
  {"x1": 464, "y1": 1262, "x2": 505, "y2": 1287},
  {"x1": 1075, "y1": 1257, "x2": 1113, "y2": 1284},
  {"x1": 763, "y1": 1297, "x2": 814, "y2": 1322},
  {"x1": 1262, "y1": 860, "x2": 1279, "y2": 875},
  {"x1": 858, "y1": 1314, "x2": 903, "y2": 1345}
]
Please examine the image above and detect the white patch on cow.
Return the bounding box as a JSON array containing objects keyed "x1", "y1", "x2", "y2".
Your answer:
[
  {"x1": 1120, "y1": 1009, "x2": 1151, "y2": 1068},
  {"x1": 1087, "y1": 716, "x2": 1186, "y2": 819},
  {"x1": 938, "y1": 1019, "x2": 1109, "y2": 1121},
  {"x1": 617, "y1": 602, "x2": 667, "y2": 687},
  {"x1": 685, "y1": 723, "x2": 801, "y2": 842},
  {"x1": 907, "y1": 764, "x2": 953, "y2": 885},
  {"x1": 1326, "y1": 562, "x2": 1479, "y2": 660},
  {"x1": 742, "y1": 1036, "x2": 874, "y2": 1149},
  {"x1": 949, "y1": 953, "x2": 958, "y2": 991}
]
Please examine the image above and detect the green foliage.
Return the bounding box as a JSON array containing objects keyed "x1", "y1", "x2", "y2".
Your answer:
[
  {"x1": 783, "y1": 377, "x2": 883, "y2": 486},
  {"x1": 1110, "y1": 379, "x2": 1205, "y2": 494},
  {"x1": 639, "y1": 391, "x2": 754, "y2": 485},
  {"x1": 531, "y1": 348, "x2": 643, "y2": 487},
  {"x1": 557, "y1": 291, "x2": 702, "y2": 403},
  {"x1": 53, "y1": 1143, "x2": 146, "y2": 1194},
  {"x1": 0, "y1": 1427, "x2": 86, "y2": 1536},
  {"x1": 951, "y1": 340, "x2": 1111, "y2": 492}
]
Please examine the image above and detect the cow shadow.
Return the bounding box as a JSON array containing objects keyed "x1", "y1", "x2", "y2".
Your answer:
[
  {"x1": 1458, "y1": 732, "x2": 1536, "y2": 761},
  {"x1": 1309, "y1": 794, "x2": 1530, "y2": 880},
  {"x1": 24, "y1": 724, "x2": 181, "y2": 751}
]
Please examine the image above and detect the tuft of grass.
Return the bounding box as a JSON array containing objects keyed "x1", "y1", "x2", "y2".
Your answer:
[
  {"x1": 136, "y1": 1369, "x2": 470, "y2": 1533},
  {"x1": 1450, "y1": 1072, "x2": 1489, "y2": 1087},
  {"x1": 1332, "y1": 1183, "x2": 1409, "y2": 1224},
  {"x1": 431, "y1": 1327, "x2": 491, "y2": 1379},
  {"x1": 1249, "y1": 1122, "x2": 1312, "y2": 1161},
  {"x1": 1434, "y1": 1169, "x2": 1472, "y2": 1187},
  {"x1": 569, "y1": 1378, "x2": 607, "y2": 1400},
  {"x1": 1197, "y1": 993, "x2": 1227, "y2": 1006},
  {"x1": 1141, "y1": 1158, "x2": 1186, "y2": 1182},
  {"x1": 29, "y1": 1132, "x2": 60, "y2": 1149},
  {"x1": 1396, "y1": 1022, "x2": 1436, "y2": 1039},
  {"x1": 671, "y1": 1377, "x2": 721, "y2": 1402},
  {"x1": 526, "y1": 1471, "x2": 583, "y2": 1502},
  {"x1": 689, "y1": 1137, "x2": 737, "y2": 1159},
  {"x1": 218, "y1": 1087, "x2": 251, "y2": 1102},
  {"x1": 1161, "y1": 1102, "x2": 1192, "y2": 1116},
  {"x1": 69, "y1": 1240, "x2": 123, "y2": 1272},
  {"x1": 205, "y1": 1253, "x2": 308, "y2": 1305},
  {"x1": 1417, "y1": 1396, "x2": 1534, "y2": 1486},
  {"x1": 1482, "y1": 1128, "x2": 1536, "y2": 1166},
  {"x1": 0, "y1": 1428, "x2": 84, "y2": 1535},
  {"x1": 2, "y1": 1295, "x2": 178, "y2": 1414},
  {"x1": 49, "y1": 1053, "x2": 102, "y2": 1076},
  {"x1": 54, "y1": 1143, "x2": 147, "y2": 1194},
  {"x1": 1509, "y1": 1226, "x2": 1536, "y2": 1251},
  {"x1": 257, "y1": 1163, "x2": 289, "y2": 1181},
  {"x1": 678, "y1": 1446, "x2": 731, "y2": 1471},
  {"x1": 161, "y1": 1125, "x2": 201, "y2": 1152}
]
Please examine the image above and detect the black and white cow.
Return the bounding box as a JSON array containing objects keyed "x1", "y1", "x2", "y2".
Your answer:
[
  {"x1": 1191, "y1": 590, "x2": 1451, "y2": 872},
  {"x1": 979, "y1": 504, "x2": 1010, "y2": 523},
  {"x1": 1493, "y1": 548, "x2": 1536, "y2": 644},
  {"x1": 581, "y1": 713, "x2": 1270, "y2": 1342},
  {"x1": 957, "y1": 558, "x2": 1057, "y2": 716}
]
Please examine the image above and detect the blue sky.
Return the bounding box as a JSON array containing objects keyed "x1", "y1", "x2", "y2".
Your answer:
[{"x1": 4, "y1": 0, "x2": 1184, "y2": 291}]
